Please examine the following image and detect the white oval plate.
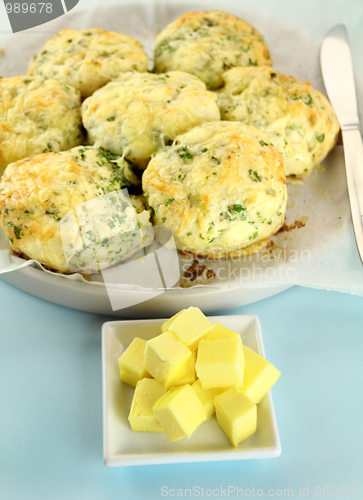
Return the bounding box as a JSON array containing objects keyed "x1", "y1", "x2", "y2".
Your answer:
[
  {"x1": 1, "y1": 266, "x2": 291, "y2": 317},
  {"x1": 0, "y1": 1, "x2": 319, "y2": 316}
]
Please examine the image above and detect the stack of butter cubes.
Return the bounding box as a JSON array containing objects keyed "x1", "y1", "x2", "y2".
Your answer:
[{"x1": 118, "y1": 307, "x2": 280, "y2": 447}]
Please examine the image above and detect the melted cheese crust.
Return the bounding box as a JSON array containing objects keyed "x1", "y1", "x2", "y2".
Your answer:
[
  {"x1": 142, "y1": 121, "x2": 287, "y2": 257},
  {"x1": 0, "y1": 146, "x2": 150, "y2": 273},
  {"x1": 0, "y1": 76, "x2": 82, "y2": 177},
  {"x1": 82, "y1": 71, "x2": 221, "y2": 167},
  {"x1": 218, "y1": 66, "x2": 340, "y2": 176},
  {"x1": 27, "y1": 28, "x2": 149, "y2": 98},
  {"x1": 153, "y1": 10, "x2": 272, "y2": 90}
]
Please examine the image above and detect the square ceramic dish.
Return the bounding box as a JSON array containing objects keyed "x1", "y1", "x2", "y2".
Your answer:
[{"x1": 102, "y1": 315, "x2": 281, "y2": 466}]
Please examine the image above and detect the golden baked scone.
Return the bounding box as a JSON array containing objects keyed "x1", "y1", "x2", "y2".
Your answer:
[
  {"x1": 0, "y1": 146, "x2": 152, "y2": 273},
  {"x1": 0, "y1": 76, "x2": 82, "y2": 178},
  {"x1": 27, "y1": 28, "x2": 149, "y2": 98},
  {"x1": 82, "y1": 71, "x2": 221, "y2": 168},
  {"x1": 153, "y1": 10, "x2": 272, "y2": 90},
  {"x1": 218, "y1": 66, "x2": 340, "y2": 176},
  {"x1": 142, "y1": 121, "x2": 287, "y2": 258}
]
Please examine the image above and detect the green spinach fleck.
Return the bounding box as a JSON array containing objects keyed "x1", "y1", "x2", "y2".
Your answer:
[
  {"x1": 249, "y1": 169, "x2": 262, "y2": 182},
  {"x1": 178, "y1": 146, "x2": 194, "y2": 161}
]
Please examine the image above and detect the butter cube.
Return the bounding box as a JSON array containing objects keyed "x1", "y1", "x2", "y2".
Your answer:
[
  {"x1": 168, "y1": 307, "x2": 213, "y2": 350},
  {"x1": 173, "y1": 350, "x2": 197, "y2": 387},
  {"x1": 196, "y1": 338, "x2": 245, "y2": 389},
  {"x1": 161, "y1": 309, "x2": 186, "y2": 333},
  {"x1": 215, "y1": 387, "x2": 257, "y2": 447},
  {"x1": 204, "y1": 323, "x2": 240, "y2": 341},
  {"x1": 153, "y1": 384, "x2": 207, "y2": 441},
  {"x1": 192, "y1": 379, "x2": 226, "y2": 420},
  {"x1": 144, "y1": 332, "x2": 192, "y2": 389},
  {"x1": 240, "y1": 345, "x2": 281, "y2": 404},
  {"x1": 118, "y1": 337, "x2": 150, "y2": 387},
  {"x1": 128, "y1": 379, "x2": 166, "y2": 432}
]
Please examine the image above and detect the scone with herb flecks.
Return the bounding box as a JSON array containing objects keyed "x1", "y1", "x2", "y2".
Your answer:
[
  {"x1": 153, "y1": 10, "x2": 272, "y2": 90},
  {"x1": 28, "y1": 28, "x2": 149, "y2": 98},
  {"x1": 218, "y1": 66, "x2": 340, "y2": 176},
  {"x1": 0, "y1": 146, "x2": 152, "y2": 273},
  {"x1": 82, "y1": 71, "x2": 221, "y2": 168},
  {"x1": 0, "y1": 75, "x2": 82, "y2": 178},
  {"x1": 142, "y1": 121, "x2": 287, "y2": 258}
]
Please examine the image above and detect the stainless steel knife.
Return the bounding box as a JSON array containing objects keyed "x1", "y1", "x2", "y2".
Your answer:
[{"x1": 321, "y1": 24, "x2": 363, "y2": 265}]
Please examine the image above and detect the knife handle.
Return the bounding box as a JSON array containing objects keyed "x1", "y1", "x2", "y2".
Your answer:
[{"x1": 341, "y1": 127, "x2": 363, "y2": 262}]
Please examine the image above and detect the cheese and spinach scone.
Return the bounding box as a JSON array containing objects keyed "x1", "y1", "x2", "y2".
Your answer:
[
  {"x1": 82, "y1": 71, "x2": 221, "y2": 168},
  {"x1": 27, "y1": 28, "x2": 149, "y2": 98},
  {"x1": 142, "y1": 121, "x2": 287, "y2": 258},
  {"x1": 153, "y1": 10, "x2": 272, "y2": 90},
  {"x1": 0, "y1": 146, "x2": 152, "y2": 274},
  {"x1": 0, "y1": 76, "x2": 82, "y2": 178},
  {"x1": 218, "y1": 66, "x2": 340, "y2": 176}
]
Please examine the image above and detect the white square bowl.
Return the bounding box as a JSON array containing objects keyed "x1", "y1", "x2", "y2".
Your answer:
[{"x1": 102, "y1": 315, "x2": 281, "y2": 467}]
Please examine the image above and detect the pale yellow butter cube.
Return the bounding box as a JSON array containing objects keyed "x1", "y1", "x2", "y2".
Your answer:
[
  {"x1": 118, "y1": 337, "x2": 150, "y2": 387},
  {"x1": 168, "y1": 307, "x2": 213, "y2": 350},
  {"x1": 196, "y1": 338, "x2": 245, "y2": 389},
  {"x1": 144, "y1": 332, "x2": 192, "y2": 389},
  {"x1": 215, "y1": 387, "x2": 257, "y2": 447},
  {"x1": 173, "y1": 350, "x2": 197, "y2": 387},
  {"x1": 192, "y1": 379, "x2": 226, "y2": 420},
  {"x1": 204, "y1": 323, "x2": 240, "y2": 341},
  {"x1": 128, "y1": 378, "x2": 166, "y2": 432},
  {"x1": 161, "y1": 309, "x2": 186, "y2": 333},
  {"x1": 153, "y1": 384, "x2": 207, "y2": 441},
  {"x1": 240, "y1": 345, "x2": 281, "y2": 404}
]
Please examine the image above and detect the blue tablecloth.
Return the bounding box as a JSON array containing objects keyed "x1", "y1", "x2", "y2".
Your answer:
[
  {"x1": 1, "y1": 279, "x2": 362, "y2": 499},
  {"x1": 1, "y1": 0, "x2": 363, "y2": 498}
]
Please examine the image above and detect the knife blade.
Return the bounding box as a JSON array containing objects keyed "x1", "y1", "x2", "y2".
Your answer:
[{"x1": 321, "y1": 24, "x2": 363, "y2": 265}]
